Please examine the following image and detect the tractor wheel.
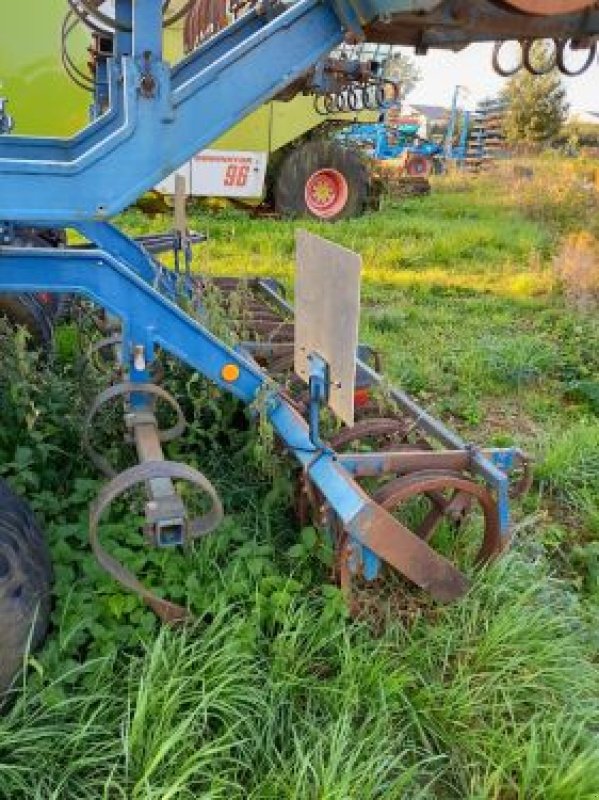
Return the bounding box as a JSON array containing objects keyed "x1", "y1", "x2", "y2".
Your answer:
[
  {"x1": 404, "y1": 154, "x2": 432, "y2": 178},
  {"x1": 274, "y1": 140, "x2": 369, "y2": 221},
  {"x1": 0, "y1": 295, "x2": 53, "y2": 344},
  {"x1": 0, "y1": 479, "x2": 52, "y2": 696}
]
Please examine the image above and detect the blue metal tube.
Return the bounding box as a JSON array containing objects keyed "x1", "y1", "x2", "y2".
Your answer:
[
  {"x1": 0, "y1": 246, "x2": 380, "y2": 537},
  {"x1": 76, "y1": 222, "x2": 159, "y2": 284},
  {"x1": 254, "y1": 277, "x2": 511, "y2": 535},
  {"x1": 115, "y1": 0, "x2": 133, "y2": 58},
  {"x1": 134, "y1": 0, "x2": 163, "y2": 59}
]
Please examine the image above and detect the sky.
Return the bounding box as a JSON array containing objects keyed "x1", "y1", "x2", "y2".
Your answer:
[{"x1": 404, "y1": 42, "x2": 598, "y2": 114}]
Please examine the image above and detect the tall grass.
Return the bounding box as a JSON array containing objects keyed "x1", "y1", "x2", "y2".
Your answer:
[
  {"x1": 537, "y1": 419, "x2": 599, "y2": 535},
  {"x1": 1, "y1": 558, "x2": 598, "y2": 799}
]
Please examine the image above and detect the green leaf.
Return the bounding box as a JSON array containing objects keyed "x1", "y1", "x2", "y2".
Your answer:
[
  {"x1": 287, "y1": 543, "x2": 307, "y2": 559},
  {"x1": 300, "y1": 526, "x2": 317, "y2": 549}
]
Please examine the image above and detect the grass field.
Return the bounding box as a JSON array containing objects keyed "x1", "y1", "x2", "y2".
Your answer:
[{"x1": 0, "y1": 156, "x2": 598, "y2": 798}]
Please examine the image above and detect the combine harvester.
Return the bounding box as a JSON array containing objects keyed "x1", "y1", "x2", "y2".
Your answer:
[{"x1": 0, "y1": 0, "x2": 597, "y2": 691}]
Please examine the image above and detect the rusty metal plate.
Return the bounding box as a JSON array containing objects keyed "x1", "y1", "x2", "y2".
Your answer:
[
  {"x1": 294, "y1": 230, "x2": 361, "y2": 426},
  {"x1": 503, "y1": 0, "x2": 594, "y2": 14}
]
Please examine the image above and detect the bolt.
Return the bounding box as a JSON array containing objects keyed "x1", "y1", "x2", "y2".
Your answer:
[{"x1": 140, "y1": 74, "x2": 156, "y2": 98}]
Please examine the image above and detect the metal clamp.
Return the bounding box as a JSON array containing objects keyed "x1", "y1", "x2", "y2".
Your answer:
[
  {"x1": 89, "y1": 460, "x2": 224, "y2": 623},
  {"x1": 307, "y1": 352, "x2": 329, "y2": 449}
]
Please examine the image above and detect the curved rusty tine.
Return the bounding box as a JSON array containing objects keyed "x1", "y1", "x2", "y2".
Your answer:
[
  {"x1": 329, "y1": 421, "x2": 476, "y2": 534},
  {"x1": 83, "y1": 381, "x2": 187, "y2": 478},
  {"x1": 89, "y1": 460, "x2": 223, "y2": 623},
  {"x1": 351, "y1": 501, "x2": 469, "y2": 602},
  {"x1": 87, "y1": 329, "x2": 165, "y2": 383},
  {"x1": 556, "y1": 37, "x2": 597, "y2": 76},
  {"x1": 414, "y1": 489, "x2": 475, "y2": 541},
  {"x1": 88, "y1": 333, "x2": 122, "y2": 372},
  {"x1": 415, "y1": 505, "x2": 446, "y2": 542},
  {"x1": 329, "y1": 417, "x2": 412, "y2": 450},
  {"x1": 373, "y1": 470, "x2": 503, "y2": 566},
  {"x1": 295, "y1": 468, "x2": 470, "y2": 603}
]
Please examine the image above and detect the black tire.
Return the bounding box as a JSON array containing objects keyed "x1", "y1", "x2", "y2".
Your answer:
[
  {"x1": 274, "y1": 140, "x2": 369, "y2": 221},
  {"x1": 0, "y1": 295, "x2": 53, "y2": 344},
  {"x1": 0, "y1": 479, "x2": 52, "y2": 695},
  {"x1": 0, "y1": 226, "x2": 67, "y2": 343}
]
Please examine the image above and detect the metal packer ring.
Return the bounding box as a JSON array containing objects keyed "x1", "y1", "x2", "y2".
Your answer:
[
  {"x1": 523, "y1": 38, "x2": 558, "y2": 75},
  {"x1": 557, "y1": 37, "x2": 597, "y2": 75},
  {"x1": 83, "y1": 381, "x2": 187, "y2": 477},
  {"x1": 492, "y1": 40, "x2": 524, "y2": 76}
]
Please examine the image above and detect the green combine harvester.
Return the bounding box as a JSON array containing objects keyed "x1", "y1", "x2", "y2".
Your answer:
[{"x1": 2, "y1": 1, "x2": 391, "y2": 220}]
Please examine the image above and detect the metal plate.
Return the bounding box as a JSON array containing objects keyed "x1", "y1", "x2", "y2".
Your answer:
[{"x1": 294, "y1": 230, "x2": 361, "y2": 426}]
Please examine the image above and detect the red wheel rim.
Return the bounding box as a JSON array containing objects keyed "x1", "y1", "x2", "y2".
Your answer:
[
  {"x1": 304, "y1": 168, "x2": 349, "y2": 219},
  {"x1": 406, "y1": 155, "x2": 430, "y2": 177}
]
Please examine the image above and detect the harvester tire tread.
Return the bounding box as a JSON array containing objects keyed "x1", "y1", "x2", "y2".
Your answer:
[
  {"x1": 0, "y1": 226, "x2": 68, "y2": 341},
  {"x1": 0, "y1": 479, "x2": 52, "y2": 695},
  {"x1": 0, "y1": 295, "x2": 53, "y2": 345},
  {"x1": 274, "y1": 139, "x2": 369, "y2": 221}
]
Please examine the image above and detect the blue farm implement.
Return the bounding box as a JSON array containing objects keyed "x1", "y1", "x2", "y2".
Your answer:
[{"x1": 1, "y1": 0, "x2": 598, "y2": 689}]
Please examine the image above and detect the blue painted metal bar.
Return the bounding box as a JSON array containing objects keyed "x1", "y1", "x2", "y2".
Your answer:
[
  {"x1": 254, "y1": 277, "x2": 512, "y2": 537},
  {"x1": 0, "y1": 246, "x2": 468, "y2": 600},
  {"x1": 134, "y1": 0, "x2": 163, "y2": 58},
  {"x1": 0, "y1": 245, "x2": 367, "y2": 538},
  {"x1": 0, "y1": 246, "x2": 263, "y2": 401},
  {"x1": 76, "y1": 222, "x2": 160, "y2": 285},
  {"x1": 0, "y1": 0, "x2": 346, "y2": 221},
  {"x1": 115, "y1": 0, "x2": 133, "y2": 58}
]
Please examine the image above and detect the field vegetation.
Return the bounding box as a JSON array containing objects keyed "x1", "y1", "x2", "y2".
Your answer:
[{"x1": 0, "y1": 155, "x2": 598, "y2": 798}]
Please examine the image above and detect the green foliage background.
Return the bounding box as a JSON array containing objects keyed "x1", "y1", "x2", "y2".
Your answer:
[{"x1": 502, "y1": 44, "x2": 569, "y2": 145}]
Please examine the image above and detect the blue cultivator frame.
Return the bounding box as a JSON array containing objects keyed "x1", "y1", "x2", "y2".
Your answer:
[{"x1": 1, "y1": 0, "x2": 596, "y2": 613}]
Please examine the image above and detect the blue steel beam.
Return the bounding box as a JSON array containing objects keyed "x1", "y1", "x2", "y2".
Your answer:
[
  {"x1": 0, "y1": 246, "x2": 468, "y2": 602},
  {"x1": 0, "y1": 0, "x2": 347, "y2": 221}
]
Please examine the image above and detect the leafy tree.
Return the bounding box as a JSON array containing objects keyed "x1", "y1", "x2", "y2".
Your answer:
[
  {"x1": 383, "y1": 50, "x2": 422, "y2": 97},
  {"x1": 501, "y1": 42, "x2": 569, "y2": 145}
]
